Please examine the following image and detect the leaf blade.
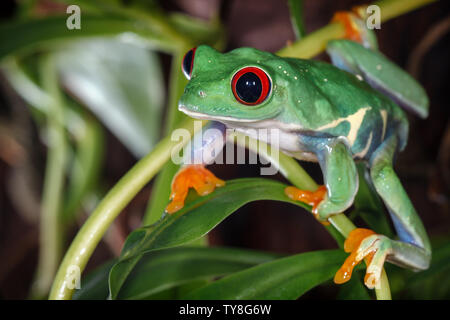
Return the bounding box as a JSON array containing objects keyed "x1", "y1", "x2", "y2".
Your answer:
[
  {"x1": 184, "y1": 249, "x2": 346, "y2": 300},
  {"x1": 56, "y1": 38, "x2": 164, "y2": 157},
  {"x1": 118, "y1": 246, "x2": 280, "y2": 299},
  {"x1": 109, "y1": 178, "x2": 310, "y2": 298}
]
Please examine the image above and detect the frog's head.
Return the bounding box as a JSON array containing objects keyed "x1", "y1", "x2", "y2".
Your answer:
[{"x1": 178, "y1": 45, "x2": 288, "y2": 126}]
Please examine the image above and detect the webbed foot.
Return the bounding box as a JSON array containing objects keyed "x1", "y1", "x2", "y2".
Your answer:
[
  {"x1": 331, "y1": 10, "x2": 377, "y2": 49},
  {"x1": 334, "y1": 228, "x2": 393, "y2": 289},
  {"x1": 166, "y1": 165, "x2": 225, "y2": 214},
  {"x1": 285, "y1": 185, "x2": 330, "y2": 225}
]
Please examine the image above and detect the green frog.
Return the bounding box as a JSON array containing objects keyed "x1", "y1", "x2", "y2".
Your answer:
[{"x1": 165, "y1": 13, "x2": 431, "y2": 290}]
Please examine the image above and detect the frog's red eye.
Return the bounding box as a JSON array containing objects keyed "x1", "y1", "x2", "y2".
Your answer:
[
  {"x1": 182, "y1": 47, "x2": 196, "y2": 80},
  {"x1": 231, "y1": 67, "x2": 271, "y2": 105}
]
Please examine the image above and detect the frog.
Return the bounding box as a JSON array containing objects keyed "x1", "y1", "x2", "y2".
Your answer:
[{"x1": 165, "y1": 11, "x2": 431, "y2": 290}]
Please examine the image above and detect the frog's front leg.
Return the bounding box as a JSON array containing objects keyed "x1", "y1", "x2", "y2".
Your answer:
[
  {"x1": 286, "y1": 137, "x2": 358, "y2": 222},
  {"x1": 335, "y1": 135, "x2": 431, "y2": 289},
  {"x1": 166, "y1": 121, "x2": 226, "y2": 214}
]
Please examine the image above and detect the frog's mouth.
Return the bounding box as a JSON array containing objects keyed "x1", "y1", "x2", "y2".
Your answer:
[
  {"x1": 179, "y1": 103, "x2": 304, "y2": 133},
  {"x1": 179, "y1": 103, "x2": 315, "y2": 157},
  {"x1": 179, "y1": 104, "x2": 264, "y2": 123}
]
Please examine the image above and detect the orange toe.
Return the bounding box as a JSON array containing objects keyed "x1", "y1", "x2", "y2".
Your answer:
[
  {"x1": 334, "y1": 228, "x2": 376, "y2": 284},
  {"x1": 285, "y1": 185, "x2": 329, "y2": 225},
  {"x1": 165, "y1": 165, "x2": 225, "y2": 214},
  {"x1": 343, "y1": 228, "x2": 376, "y2": 253},
  {"x1": 331, "y1": 11, "x2": 363, "y2": 43},
  {"x1": 334, "y1": 250, "x2": 360, "y2": 284}
]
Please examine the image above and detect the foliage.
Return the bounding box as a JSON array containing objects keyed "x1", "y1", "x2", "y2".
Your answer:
[{"x1": 0, "y1": 0, "x2": 446, "y2": 301}]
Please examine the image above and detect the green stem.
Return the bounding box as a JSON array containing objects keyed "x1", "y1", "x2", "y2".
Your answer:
[
  {"x1": 30, "y1": 55, "x2": 68, "y2": 299},
  {"x1": 62, "y1": 114, "x2": 104, "y2": 223},
  {"x1": 375, "y1": 0, "x2": 437, "y2": 23},
  {"x1": 49, "y1": 118, "x2": 205, "y2": 299}
]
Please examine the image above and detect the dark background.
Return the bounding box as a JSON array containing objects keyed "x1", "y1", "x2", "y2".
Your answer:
[{"x1": 0, "y1": 0, "x2": 449, "y2": 299}]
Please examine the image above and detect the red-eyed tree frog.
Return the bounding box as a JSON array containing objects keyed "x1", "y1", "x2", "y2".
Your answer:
[{"x1": 165, "y1": 12, "x2": 431, "y2": 290}]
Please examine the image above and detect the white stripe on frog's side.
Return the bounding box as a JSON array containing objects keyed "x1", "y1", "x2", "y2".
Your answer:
[
  {"x1": 315, "y1": 106, "x2": 372, "y2": 147},
  {"x1": 354, "y1": 131, "x2": 373, "y2": 159},
  {"x1": 380, "y1": 109, "x2": 388, "y2": 141}
]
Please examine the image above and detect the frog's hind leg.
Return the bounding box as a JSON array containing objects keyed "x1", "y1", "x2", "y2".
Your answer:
[
  {"x1": 335, "y1": 134, "x2": 431, "y2": 289},
  {"x1": 326, "y1": 39, "x2": 429, "y2": 119}
]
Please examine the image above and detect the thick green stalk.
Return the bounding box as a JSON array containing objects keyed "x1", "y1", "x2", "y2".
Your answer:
[
  {"x1": 29, "y1": 55, "x2": 68, "y2": 299},
  {"x1": 375, "y1": 0, "x2": 437, "y2": 23},
  {"x1": 49, "y1": 119, "x2": 205, "y2": 300}
]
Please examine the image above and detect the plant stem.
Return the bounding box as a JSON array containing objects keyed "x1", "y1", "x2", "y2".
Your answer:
[
  {"x1": 375, "y1": 0, "x2": 437, "y2": 23},
  {"x1": 63, "y1": 114, "x2": 104, "y2": 223},
  {"x1": 30, "y1": 55, "x2": 67, "y2": 299},
  {"x1": 49, "y1": 118, "x2": 205, "y2": 299}
]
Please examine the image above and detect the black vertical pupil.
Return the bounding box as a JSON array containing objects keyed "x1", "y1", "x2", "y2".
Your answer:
[
  {"x1": 182, "y1": 49, "x2": 194, "y2": 77},
  {"x1": 236, "y1": 72, "x2": 262, "y2": 103}
]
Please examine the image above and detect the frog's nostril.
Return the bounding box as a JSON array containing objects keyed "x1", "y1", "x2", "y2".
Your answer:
[{"x1": 198, "y1": 90, "x2": 206, "y2": 98}]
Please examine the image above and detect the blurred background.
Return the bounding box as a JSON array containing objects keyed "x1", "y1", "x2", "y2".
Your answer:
[{"x1": 0, "y1": 0, "x2": 448, "y2": 299}]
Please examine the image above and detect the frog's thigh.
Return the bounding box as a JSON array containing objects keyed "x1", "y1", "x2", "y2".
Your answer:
[
  {"x1": 369, "y1": 135, "x2": 431, "y2": 269},
  {"x1": 315, "y1": 138, "x2": 358, "y2": 219}
]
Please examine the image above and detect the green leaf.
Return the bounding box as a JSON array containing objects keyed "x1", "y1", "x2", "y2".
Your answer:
[
  {"x1": 117, "y1": 246, "x2": 279, "y2": 299},
  {"x1": 385, "y1": 240, "x2": 450, "y2": 299},
  {"x1": 337, "y1": 271, "x2": 372, "y2": 300},
  {"x1": 287, "y1": 0, "x2": 306, "y2": 40},
  {"x1": 184, "y1": 249, "x2": 346, "y2": 299},
  {"x1": 75, "y1": 247, "x2": 278, "y2": 300},
  {"x1": 55, "y1": 38, "x2": 164, "y2": 157},
  {"x1": 0, "y1": 15, "x2": 178, "y2": 60},
  {"x1": 73, "y1": 260, "x2": 116, "y2": 300},
  {"x1": 122, "y1": 178, "x2": 308, "y2": 259},
  {"x1": 109, "y1": 178, "x2": 310, "y2": 298},
  {"x1": 403, "y1": 242, "x2": 450, "y2": 299},
  {"x1": 168, "y1": 13, "x2": 225, "y2": 49}
]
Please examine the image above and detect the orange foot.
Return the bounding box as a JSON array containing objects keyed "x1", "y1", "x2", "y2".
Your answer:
[
  {"x1": 334, "y1": 228, "x2": 376, "y2": 285},
  {"x1": 285, "y1": 185, "x2": 329, "y2": 225},
  {"x1": 165, "y1": 165, "x2": 225, "y2": 214},
  {"x1": 331, "y1": 11, "x2": 363, "y2": 43}
]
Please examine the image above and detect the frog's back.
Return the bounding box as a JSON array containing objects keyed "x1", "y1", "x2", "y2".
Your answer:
[{"x1": 283, "y1": 58, "x2": 408, "y2": 160}]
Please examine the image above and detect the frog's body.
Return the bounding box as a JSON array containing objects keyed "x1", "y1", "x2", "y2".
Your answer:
[
  {"x1": 171, "y1": 38, "x2": 431, "y2": 289},
  {"x1": 180, "y1": 45, "x2": 409, "y2": 162}
]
